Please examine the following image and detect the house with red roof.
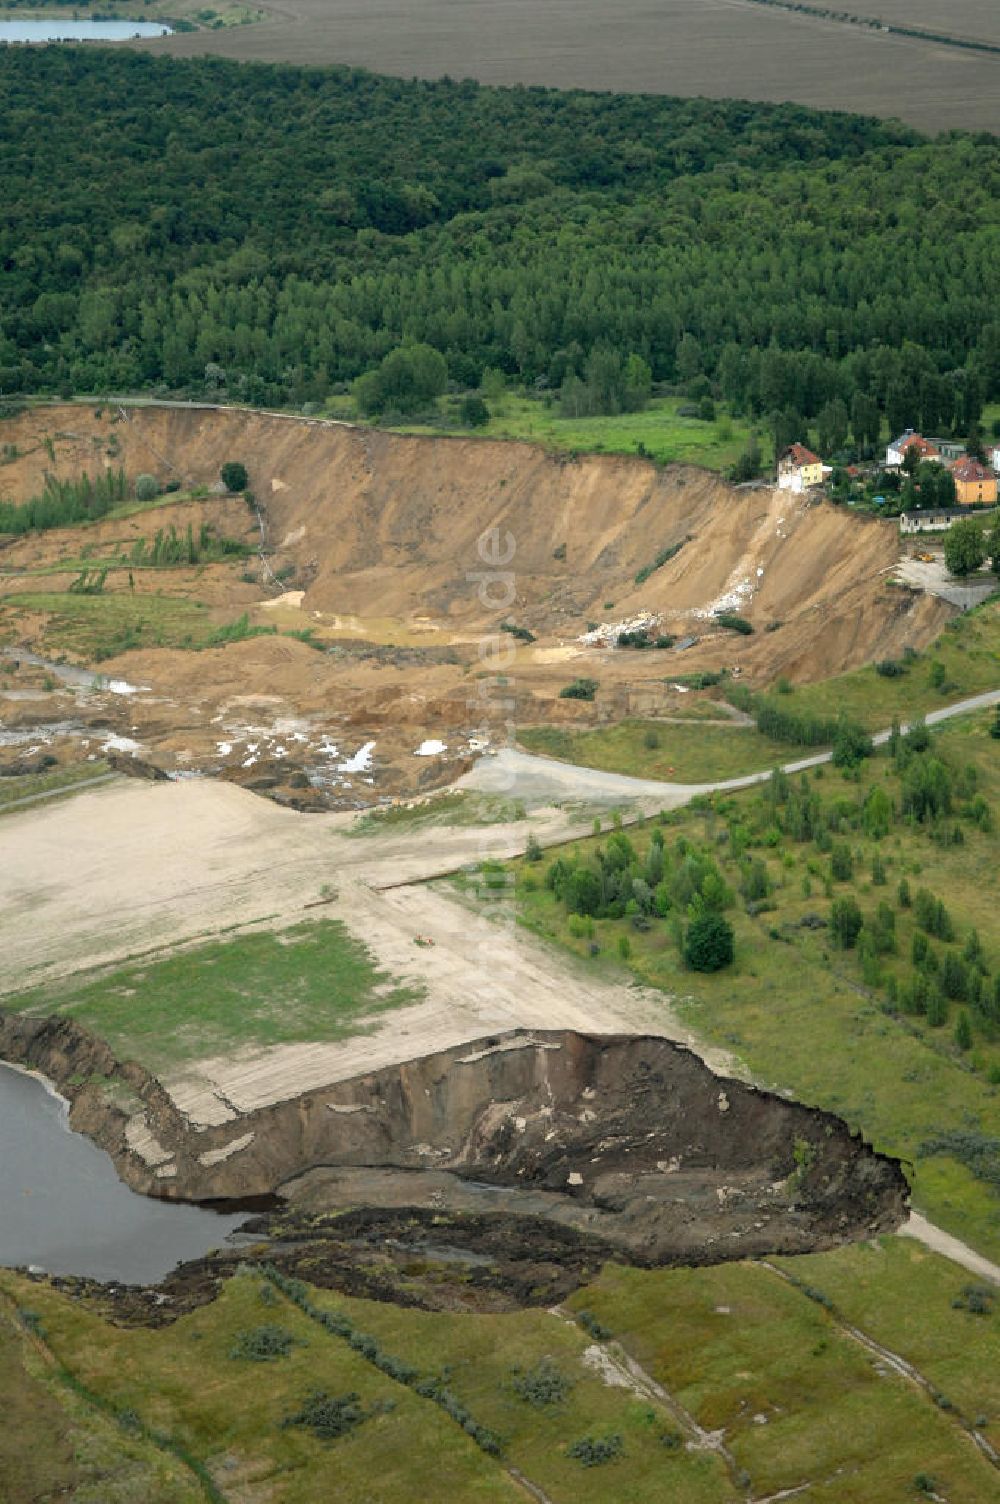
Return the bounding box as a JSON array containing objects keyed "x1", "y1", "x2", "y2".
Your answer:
[
  {"x1": 776, "y1": 443, "x2": 823, "y2": 493},
  {"x1": 886, "y1": 430, "x2": 940, "y2": 468},
  {"x1": 951, "y1": 456, "x2": 997, "y2": 507}
]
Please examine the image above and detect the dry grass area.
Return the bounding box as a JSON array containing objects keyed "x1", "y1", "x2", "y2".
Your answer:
[{"x1": 136, "y1": 0, "x2": 1000, "y2": 134}]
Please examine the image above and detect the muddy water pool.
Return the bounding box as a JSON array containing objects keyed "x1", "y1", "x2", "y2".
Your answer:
[{"x1": 0, "y1": 1062, "x2": 248, "y2": 1283}]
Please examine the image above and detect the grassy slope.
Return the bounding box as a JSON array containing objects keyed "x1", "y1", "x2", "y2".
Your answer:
[
  {"x1": 787, "y1": 600, "x2": 1000, "y2": 730},
  {"x1": 3, "y1": 1243, "x2": 998, "y2": 1502},
  {"x1": 0, "y1": 1293, "x2": 201, "y2": 1502},
  {"x1": 0, "y1": 1273, "x2": 519, "y2": 1504},
  {"x1": 323, "y1": 393, "x2": 765, "y2": 473},
  {"x1": 0, "y1": 589, "x2": 215, "y2": 661},
  {"x1": 519, "y1": 720, "x2": 794, "y2": 783},
  {"x1": 517, "y1": 600, "x2": 1000, "y2": 787},
  {"x1": 508, "y1": 710, "x2": 1000, "y2": 1260},
  {"x1": 8, "y1": 919, "x2": 422, "y2": 1070},
  {"x1": 569, "y1": 1249, "x2": 999, "y2": 1499},
  {"x1": 0, "y1": 758, "x2": 111, "y2": 811}
]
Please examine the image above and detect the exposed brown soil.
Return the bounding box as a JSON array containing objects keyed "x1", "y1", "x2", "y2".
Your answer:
[
  {"x1": 0, "y1": 404, "x2": 950, "y2": 809},
  {"x1": 0, "y1": 1016, "x2": 908, "y2": 1308}
]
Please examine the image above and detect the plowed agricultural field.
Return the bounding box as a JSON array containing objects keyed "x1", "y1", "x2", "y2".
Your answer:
[{"x1": 138, "y1": 0, "x2": 1000, "y2": 134}]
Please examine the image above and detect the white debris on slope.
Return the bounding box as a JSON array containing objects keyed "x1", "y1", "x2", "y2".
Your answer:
[
  {"x1": 339, "y1": 740, "x2": 375, "y2": 773},
  {"x1": 578, "y1": 611, "x2": 659, "y2": 646},
  {"x1": 693, "y1": 577, "x2": 756, "y2": 618},
  {"x1": 415, "y1": 739, "x2": 447, "y2": 757},
  {"x1": 101, "y1": 734, "x2": 142, "y2": 755}
]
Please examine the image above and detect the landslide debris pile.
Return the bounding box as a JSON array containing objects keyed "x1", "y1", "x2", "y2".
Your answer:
[
  {"x1": 2, "y1": 1021, "x2": 907, "y2": 1305},
  {"x1": 275, "y1": 1031, "x2": 907, "y2": 1263}
]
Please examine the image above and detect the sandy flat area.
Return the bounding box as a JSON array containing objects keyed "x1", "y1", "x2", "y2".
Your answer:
[{"x1": 3, "y1": 777, "x2": 738, "y2": 1124}]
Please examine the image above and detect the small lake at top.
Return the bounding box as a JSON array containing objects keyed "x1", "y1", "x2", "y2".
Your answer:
[
  {"x1": 0, "y1": 1062, "x2": 248, "y2": 1284},
  {"x1": 0, "y1": 20, "x2": 171, "y2": 42}
]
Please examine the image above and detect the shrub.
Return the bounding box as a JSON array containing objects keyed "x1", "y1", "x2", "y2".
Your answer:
[
  {"x1": 684, "y1": 912, "x2": 735, "y2": 972},
  {"x1": 832, "y1": 718, "x2": 873, "y2": 769},
  {"x1": 875, "y1": 658, "x2": 905, "y2": 677},
  {"x1": 830, "y1": 896, "x2": 863, "y2": 949},
  {"x1": 951, "y1": 1284, "x2": 994, "y2": 1316},
  {"x1": 914, "y1": 888, "x2": 954, "y2": 940},
  {"x1": 229, "y1": 1325, "x2": 297, "y2": 1362},
  {"x1": 501, "y1": 621, "x2": 535, "y2": 643},
  {"x1": 576, "y1": 1309, "x2": 612, "y2": 1340},
  {"x1": 559, "y1": 677, "x2": 598, "y2": 701},
  {"x1": 220, "y1": 461, "x2": 248, "y2": 492},
  {"x1": 134, "y1": 472, "x2": 159, "y2": 502},
  {"x1": 954, "y1": 1010, "x2": 973, "y2": 1051},
  {"x1": 282, "y1": 1390, "x2": 367, "y2": 1442},
  {"x1": 511, "y1": 1359, "x2": 574, "y2": 1408},
  {"x1": 715, "y1": 612, "x2": 753, "y2": 635},
  {"x1": 206, "y1": 613, "x2": 278, "y2": 647},
  {"x1": 633, "y1": 539, "x2": 685, "y2": 585},
  {"x1": 459, "y1": 394, "x2": 490, "y2": 427},
  {"x1": 568, "y1": 1433, "x2": 624, "y2": 1468},
  {"x1": 863, "y1": 786, "x2": 893, "y2": 839}
]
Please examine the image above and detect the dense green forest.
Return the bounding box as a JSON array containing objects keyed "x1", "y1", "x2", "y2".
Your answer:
[{"x1": 1, "y1": 49, "x2": 998, "y2": 428}]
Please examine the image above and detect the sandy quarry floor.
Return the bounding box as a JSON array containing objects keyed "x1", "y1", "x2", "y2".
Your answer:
[{"x1": 0, "y1": 777, "x2": 741, "y2": 1126}]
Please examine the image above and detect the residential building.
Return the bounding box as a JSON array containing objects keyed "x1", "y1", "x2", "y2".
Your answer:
[
  {"x1": 951, "y1": 457, "x2": 998, "y2": 507},
  {"x1": 777, "y1": 443, "x2": 823, "y2": 492},
  {"x1": 886, "y1": 430, "x2": 940, "y2": 468},
  {"x1": 929, "y1": 438, "x2": 966, "y2": 462},
  {"x1": 900, "y1": 507, "x2": 968, "y2": 535}
]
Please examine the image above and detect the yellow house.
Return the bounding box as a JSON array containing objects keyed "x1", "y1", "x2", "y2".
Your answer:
[
  {"x1": 951, "y1": 457, "x2": 998, "y2": 507},
  {"x1": 777, "y1": 443, "x2": 824, "y2": 493}
]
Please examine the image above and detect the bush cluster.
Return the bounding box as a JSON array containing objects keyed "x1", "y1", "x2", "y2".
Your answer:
[{"x1": 264, "y1": 1269, "x2": 503, "y2": 1456}]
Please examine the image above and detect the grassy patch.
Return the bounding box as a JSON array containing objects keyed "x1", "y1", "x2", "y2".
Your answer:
[
  {"x1": 0, "y1": 758, "x2": 111, "y2": 811},
  {"x1": 305, "y1": 1287, "x2": 733, "y2": 1502},
  {"x1": 0, "y1": 588, "x2": 287, "y2": 663},
  {"x1": 5, "y1": 1249, "x2": 999, "y2": 1503},
  {"x1": 518, "y1": 719, "x2": 795, "y2": 783},
  {"x1": 325, "y1": 392, "x2": 766, "y2": 473},
  {"x1": 0, "y1": 1273, "x2": 517, "y2": 1504},
  {"x1": 0, "y1": 1294, "x2": 201, "y2": 1502},
  {"x1": 0, "y1": 589, "x2": 213, "y2": 660},
  {"x1": 8, "y1": 919, "x2": 423, "y2": 1071},
  {"x1": 349, "y1": 791, "x2": 527, "y2": 837},
  {"x1": 785, "y1": 597, "x2": 1000, "y2": 730},
  {"x1": 566, "y1": 1258, "x2": 999, "y2": 1501},
  {"x1": 778, "y1": 1238, "x2": 1000, "y2": 1452},
  {"x1": 509, "y1": 711, "x2": 1000, "y2": 1258}
]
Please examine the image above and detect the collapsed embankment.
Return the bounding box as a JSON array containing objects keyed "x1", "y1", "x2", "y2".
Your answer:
[
  {"x1": 0, "y1": 404, "x2": 951, "y2": 806},
  {"x1": 0, "y1": 1014, "x2": 907, "y2": 1273}
]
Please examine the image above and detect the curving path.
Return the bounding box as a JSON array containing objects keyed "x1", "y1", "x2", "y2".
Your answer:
[{"x1": 461, "y1": 689, "x2": 1000, "y2": 807}]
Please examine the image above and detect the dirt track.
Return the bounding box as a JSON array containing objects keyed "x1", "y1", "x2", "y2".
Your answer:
[
  {"x1": 6, "y1": 677, "x2": 999, "y2": 1123},
  {"x1": 0, "y1": 777, "x2": 733, "y2": 1125}
]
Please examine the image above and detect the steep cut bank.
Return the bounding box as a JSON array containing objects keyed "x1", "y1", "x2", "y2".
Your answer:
[
  {"x1": 0, "y1": 405, "x2": 949, "y2": 805},
  {"x1": 0, "y1": 1015, "x2": 907, "y2": 1269}
]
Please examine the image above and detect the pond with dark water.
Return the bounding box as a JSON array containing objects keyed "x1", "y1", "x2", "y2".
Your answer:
[{"x1": 0, "y1": 1061, "x2": 248, "y2": 1284}]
